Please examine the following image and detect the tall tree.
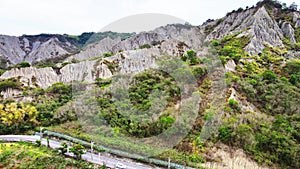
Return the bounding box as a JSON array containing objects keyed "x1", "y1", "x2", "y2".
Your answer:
[{"x1": 0, "y1": 103, "x2": 39, "y2": 130}]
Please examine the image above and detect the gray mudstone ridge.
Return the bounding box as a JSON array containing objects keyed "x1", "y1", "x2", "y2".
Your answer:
[
  {"x1": 0, "y1": 67, "x2": 59, "y2": 88},
  {"x1": 106, "y1": 48, "x2": 161, "y2": 75},
  {"x1": 0, "y1": 61, "x2": 113, "y2": 88},
  {"x1": 65, "y1": 37, "x2": 121, "y2": 62},
  {"x1": 281, "y1": 22, "x2": 296, "y2": 43},
  {"x1": 293, "y1": 12, "x2": 300, "y2": 28},
  {"x1": 1, "y1": 6, "x2": 299, "y2": 67},
  {"x1": 0, "y1": 5, "x2": 299, "y2": 92},
  {"x1": 67, "y1": 24, "x2": 205, "y2": 62},
  {"x1": 206, "y1": 7, "x2": 284, "y2": 55},
  {"x1": 0, "y1": 37, "x2": 194, "y2": 89},
  {"x1": 0, "y1": 35, "x2": 26, "y2": 64},
  {"x1": 0, "y1": 35, "x2": 78, "y2": 65},
  {"x1": 111, "y1": 24, "x2": 205, "y2": 52},
  {"x1": 59, "y1": 60, "x2": 113, "y2": 84}
]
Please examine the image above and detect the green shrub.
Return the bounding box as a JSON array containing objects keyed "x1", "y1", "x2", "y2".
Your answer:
[
  {"x1": 103, "y1": 52, "x2": 113, "y2": 57},
  {"x1": 295, "y1": 27, "x2": 300, "y2": 42},
  {"x1": 249, "y1": 79, "x2": 258, "y2": 86},
  {"x1": 71, "y1": 58, "x2": 79, "y2": 63},
  {"x1": 192, "y1": 67, "x2": 207, "y2": 80},
  {"x1": 218, "y1": 126, "x2": 232, "y2": 143},
  {"x1": 61, "y1": 62, "x2": 70, "y2": 67},
  {"x1": 36, "y1": 62, "x2": 58, "y2": 69},
  {"x1": 181, "y1": 55, "x2": 188, "y2": 62},
  {"x1": 47, "y1": 82, "x2": 72, "y2": 95},
  {"x1": 228, "y1": 98, "x2": 238, "y2": 107},
  {"x1": 18, "y1": 62, "x2": 31, "y2": 68},
  {"x1": 210, "y1": 40, "x2": 219, "y2": 46},
  {"x1": 219, "y1": 56, "x2": 229, "y2": 65},
  {"x1": 139, "y1": 44, "x2": 152, "y2": 49},
  {"x1": 95, "y1": 78, "x2": 112, "y2": 88},
  {"x1": 0, "y1": 69, "x2": 5, "y2": 76},
  {"x1": 261, "y1": 70, "x2": 277, "y2": 82},
  {"x1": 184, "y1": 50, "x2": 200, "y2": 65},
  {"x1": 0, "y1": 79, "x2": 21, "y2": 91}
]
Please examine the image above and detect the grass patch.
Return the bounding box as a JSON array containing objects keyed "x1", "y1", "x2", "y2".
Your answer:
[{"x1": 0, "y1": 142, "x2": 100, "y2": 169}]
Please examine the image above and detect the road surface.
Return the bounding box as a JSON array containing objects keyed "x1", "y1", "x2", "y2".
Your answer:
[{"x1": 0, "y1": 135, "x2": 164, "y2": 169}]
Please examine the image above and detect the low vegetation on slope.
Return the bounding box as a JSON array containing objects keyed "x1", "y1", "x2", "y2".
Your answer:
[
  {"x1": 0, "y1": 1, "x2": 299, "y2": 169},
  {"x1": 208, "y1": 33, "x2": 300, "y2": 169},
  {"x1": 0, "y1": 142, "x2": 101, "y2": 169}
]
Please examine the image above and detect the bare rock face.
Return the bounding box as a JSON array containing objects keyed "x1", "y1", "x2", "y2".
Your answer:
[
  {"x1": 225, "y1": 59, "x2": 236, "y2": 72},
  {"x1": 207, "y1": 7, "x2": 284, "y2": 55},
  {"x1": 65, "y1": 37, "x2": 121, "y2": 62},
  {"x1": 62, "y1": 24, "x2": 201, "y2": 68},
  {"x1": 241, "y1": 7, "x2": 284, "y2": 54},
  {"x1": 25, "y1": 37, "x2": 73, "y2": 63},
  {"x1": 160, "y1": 39, "x2": 190, "y2": 57},
  {"x1": 202, "y1": 143, "x2": 271, "y2": 169},
  {"x1": 293, "y1": 12, "x2": 300, "y2": 28},
  {"x1": 0, "y1": 88, "x2": 33, "y2": 102},
  {"x1": 0, "y1": 34, "x2": 78, "y2": 65},
  {"x1": 69, "y1": 24, "x2": 205, "y2": 62},
  {"x1": 0, "y1": 35, "x2": 26, "y2": 64},
  {"x1": 281, "y1": 22, "x2": 296, "y2": 43},
  {"x1": 0, "y1": 88, "x2": 22, "y2": 99},
  {"x1": 113, "y1": 48, "x2": 160, "y2": 75},
  {"x1": 0, "y1": 60, "x2": 113, "y2": 88},
  {"x1": 60, "y1": 60, "x2": 113, "y2": 83},
  {"x1": 0, "y1": 67, "x2": 59, "y2": 88},
  {"x1": 206, "y1": 8, "x2": 256, "y2": 40}
]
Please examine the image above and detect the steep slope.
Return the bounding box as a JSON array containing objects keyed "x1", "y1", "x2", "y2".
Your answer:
[
  {"x1": 0, "y1": 32, "x2": 134, "y2": 66},
  {"x1": 65, "y1": 24, "x2": 205, "y2": 62},
  {"x1": 0, "y1": 39, "x2": 190, "y2": 88},
  {"x1": 205, "y1": 6, "x2": 298, "y2": 55},
  {"x1": 0, "y1": 34, "x2": 79, "y2": 65},
  {"x1": 0, "y1": 1, "x2": 299, "y2": 169}
]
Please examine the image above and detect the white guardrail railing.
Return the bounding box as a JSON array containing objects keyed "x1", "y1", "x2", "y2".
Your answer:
[{"x1": 41, "y1": 130, "x2": 195, "y2": 169}]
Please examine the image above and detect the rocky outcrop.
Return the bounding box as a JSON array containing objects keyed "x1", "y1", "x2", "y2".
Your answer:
[
  {"x1": 65, "y1": 37, "x2": 121, "y2": 62},
  {"x1": 60, "y1": 60, "x2": 112, "y2": 83},
  {"x1": 281, "y1": 22, "x2": 296, "y2": 43},
  {"x1": 0, "y1": 88, "x2": 22, "y2": 99},
  {"x1": 0, "y1": 88, "x2": 33, "y2": 102},
  {"x1": 0, "y1": 60, "x2": 113, "y2": 88},
  {"x1": 0, "y1": 67, "x2": 59, "y2": 88},
  {"x1": 0, "y1": 34, "x2": 79, "y2": 65},
  {"x1": 207, "y1": 7, "x2": 284, "y2": 54},
  {"x1": 106, "y1": 48, "x2": 160, "y2": 75},
  {"x1": 206, "y1": 8, "x2": 256, "y2": 40},
  {"x1": 63, "y1": 24, "x2": 204, "y2": 62},
  {"x1": 112, "y1": 24, "x2": 205, "y2": 52},
  {"x1": 293, "y1": 12, "x2": 300, "y2": 28},
  {"x1": 0, "y1": 37, "x2": 194, "y2": 89},
  {"x1": 0, "y1": 35, "x2": 26, "y2": 64},
  {"x1": 225, "y1": 59, "x2": 236, "y2": 72},
  {"x1": 25, "y1": 37, "x2": 74, "y2": 63}
]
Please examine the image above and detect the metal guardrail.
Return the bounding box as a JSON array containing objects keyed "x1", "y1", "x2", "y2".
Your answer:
[{"x1": 40, "y1": 130, "x2": 195, "y2": 169}]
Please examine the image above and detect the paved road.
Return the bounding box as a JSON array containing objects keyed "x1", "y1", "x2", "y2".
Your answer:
[{"x1": 0, "y1": 135, "x2": 163, "y2": 169}]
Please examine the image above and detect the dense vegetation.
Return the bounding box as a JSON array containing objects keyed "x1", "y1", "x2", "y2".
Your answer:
[
  {"x1": 0, "y1": 102, "x2": 39, "y2": 134},
  {"x1": 210, "y1": 32, "x2": 300, "y2": 169},
  {"x1": 0, "y1": 78, "x2": 22, "y2": 92},
  {"x1": 0, "y1": 82, "x2": 74, "y2": 134},
  {"x1": 0, "y1": 1, "x2": 299, "y2": 168},
  {"x1": 98, "y1": 70, "x2": 181, "y2": 138}
]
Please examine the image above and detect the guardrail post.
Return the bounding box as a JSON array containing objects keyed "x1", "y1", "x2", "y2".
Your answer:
[
  {"x1": 91, "y1": 141, "x2": 94, "y2": 160},
  {"x1": 40, "y1": 127, "x2": 44, "y2": 141}
]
